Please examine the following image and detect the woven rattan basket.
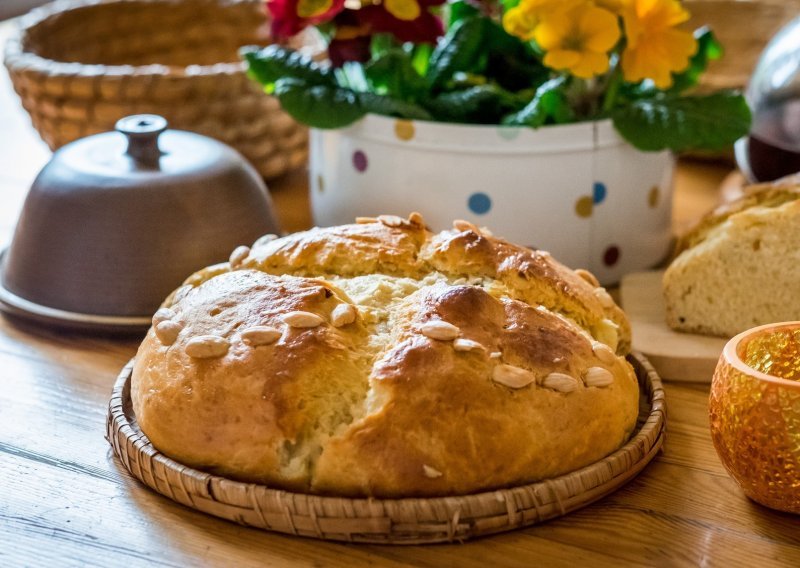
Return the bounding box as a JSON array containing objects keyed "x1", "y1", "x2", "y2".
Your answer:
[
  {"x1": 106, "y1": 352, "x2": 666, "y2": 544},
  {"x1": 3, "y1": 0, "x2": 306, "y2": 179}
]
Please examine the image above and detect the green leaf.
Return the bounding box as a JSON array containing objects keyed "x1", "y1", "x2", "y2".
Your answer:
[
  {"x1": 364, "y1": 50, "x2": 427, "y2": 100},
  {"x1": 476, "y1": 19, "x2": 547, "y2": 91},
  {"x1": 370, "y1": 33, "x2": 397, "y2": 59},
  {"x1": 611, "y1": 92, "x2": 751, "y2": 152},
  {"x1": 241, "y1": 45, "x2": 334, "y2": 93},
  {"x1": 669, "y1": 27, "x2": 724, "y2": 93},
  {"x1": 358, "y1": 92, "x2": 433, "y2": 121},
  {"x1": 451, "y1": 72, "x2": 488, "y2": 88},
  {"x1": 447, "y1": 0, "x2": 480, "y2": 27},
  {"x1": 274, "y1": 78, "x2": 365, "y2": 129},
  {"x1": 424, "y1": 84, "x2": 521, "y2": 124},
  {"x1": 426, "y1": 17, "x2": 486, "y2": 90},
  {"x1": 484, "y1": 18, "x2": 524, "y2": 55},
  {"x1": 502, "y1": 77, "x2": 573, "y2": 127},
  {"x1": 410, "y1": 43, "x2": 433, "y2": 77},
  {"x1": 334, "y1": 62, "x2": 370, "y2": 93}
]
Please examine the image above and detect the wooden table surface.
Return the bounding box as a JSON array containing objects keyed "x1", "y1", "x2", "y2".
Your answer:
[{"x1": 1, "y1": 20, "x2": 799, "y2": 568}]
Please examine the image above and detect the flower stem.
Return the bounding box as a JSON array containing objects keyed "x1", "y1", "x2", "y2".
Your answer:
[{"x1": 601, "y1": 65, "x2": 622, "y2": 115}]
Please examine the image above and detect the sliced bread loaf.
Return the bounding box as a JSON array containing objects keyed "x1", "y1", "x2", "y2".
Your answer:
[{"x1": 664, "y1": 176, "x2": 800, "y2": 337}]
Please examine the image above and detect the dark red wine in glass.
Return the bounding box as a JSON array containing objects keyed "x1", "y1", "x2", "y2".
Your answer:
[{"x1": 746, "y1": 99, "x2": 800, "y2": 182}]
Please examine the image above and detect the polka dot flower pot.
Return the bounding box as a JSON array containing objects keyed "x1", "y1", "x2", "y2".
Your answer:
[{"x1": 309, "y1": 114, "x2": 674, "y2": 284}]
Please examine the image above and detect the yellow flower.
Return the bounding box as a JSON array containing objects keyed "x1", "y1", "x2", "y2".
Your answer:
[
  {"x1": 534, "y1": 2, "x2": 621, "y2": 78},
  {"x1": 502, "y1": 6, "x2": 539, "y2": 41},
  {"x1": 384, "y1": 0, "x2": 420, "y2": 21},
  {"x1": 503, "y1": 0, "x2": 575, "y2": 41},
  {"x1": 296, "y1": 0, "x2": 333, "y2": 18},
  {"x1": 594, "y1": 0, "x2": 625, "y2": 13},
  {"x1": 621, "y1": 0, "x2": 698, "y2": 88}
]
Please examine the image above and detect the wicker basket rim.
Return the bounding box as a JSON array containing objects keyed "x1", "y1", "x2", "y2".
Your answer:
[
  {"x1": 3, "y1": 0, "x2": 260, "y2": 78},
  {"x1": 108, "y1": 351, "x2": 666, "y2": 506}
]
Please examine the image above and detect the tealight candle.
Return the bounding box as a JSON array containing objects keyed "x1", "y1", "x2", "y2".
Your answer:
[{"x1": 709, "y1": 322, "x2": 800, "y2": 513}]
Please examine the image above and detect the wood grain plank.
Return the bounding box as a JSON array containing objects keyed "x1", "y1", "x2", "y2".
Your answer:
[
  {"x1": 0, "y1": 452, "x2": 416, "y2": 568},
  {"x1": 2, "y1": 342, "x2": 798, "y2": 567},
  {"x1": 651, "y1": 382, "x2": 730, "y2": 476},
  {"x1": 531, "y1": 504, "x2": 800, "y2": 568},
  {"x1": 0, "y1": 318, "x2": 138, "y2": 371}
]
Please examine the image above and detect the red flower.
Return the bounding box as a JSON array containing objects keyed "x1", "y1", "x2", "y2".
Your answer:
[
  {"x1": 328, "y1": 10, "x2": 372, "y2": 66},
  {"x1": 328, "y1": 35, "x2": 372, "y2": 66},
  {"x1": 268, "y1": 0, "x2": 445, "y2": 65},
  {"x1": 267, "y1": 0, "x2": 345, "y2": 39},
  {"x1": 359, "y1": 3, "x2": 444, "y2": 43}
]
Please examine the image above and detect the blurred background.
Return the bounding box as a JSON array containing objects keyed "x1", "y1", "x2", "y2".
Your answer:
[{"x1": 0, "y1": 1, "x2": 48, "y2": 21}]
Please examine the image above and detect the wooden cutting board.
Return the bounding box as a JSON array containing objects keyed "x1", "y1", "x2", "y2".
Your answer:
[{"x1": 619, "y1": 271, "x2": 727, "y2": 383}]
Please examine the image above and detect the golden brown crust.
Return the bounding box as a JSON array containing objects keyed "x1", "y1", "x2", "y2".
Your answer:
[
  {"x1": 247, "y1": 215, "x2": 429, "y2": 278},
  {"x1": 133, "y1": 214, "x2": 639, "y2": 497},
  {"x1": 421, "y1": 227, "x2": 630, "y2": 353},
  {"x1": 313, "y1": 284, "x2": 637, "y2": 497},
  {"x1": 183, "y1": 217, "x2": 630, "y2": 354},
  {"x1": 674, "y1": 174, "x2": 800, "y2": 257},
  {"x1": 133, "y1": 271, "x2": 370, "y2": 490}
]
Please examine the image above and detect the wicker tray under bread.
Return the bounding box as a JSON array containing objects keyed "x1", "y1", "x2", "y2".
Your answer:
[{"x1": 106, "y1": 352, "x2": 665, "y2": 544}]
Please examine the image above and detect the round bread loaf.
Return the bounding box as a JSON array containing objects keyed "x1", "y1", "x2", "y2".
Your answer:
[{"x1": 132, "y1": 214, "x2": 639, "y2": 497}]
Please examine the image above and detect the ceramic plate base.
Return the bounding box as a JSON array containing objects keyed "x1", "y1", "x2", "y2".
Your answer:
[{"x1": 0, "y1": 249, "x2": 151, "y2": 334}]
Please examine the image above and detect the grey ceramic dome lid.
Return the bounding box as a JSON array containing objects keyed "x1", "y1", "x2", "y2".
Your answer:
[
  {"x1": 48, "y1": 114, "x2": 248, "y2": 188},
  {"x1": 0, "y1": 114, "x2": 281, "y2": 331}
]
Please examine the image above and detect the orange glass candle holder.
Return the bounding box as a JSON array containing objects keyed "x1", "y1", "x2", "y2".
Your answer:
[{"x1": 709, "y1": 321, "x2": 800, "y2": 513}]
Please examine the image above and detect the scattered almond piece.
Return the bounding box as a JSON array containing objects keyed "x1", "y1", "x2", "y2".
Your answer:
[
  {"x1": 489, "y1": 351, "x2": 502, "y2": 359},
  {"x1": 492, "y1": 364, "x2": 536, "y2": 389},
  {"x1": 154, "y1": 320, "x2": 182, "y2": 345},
  {"x1": 423, "y1": 465, "x2": 443, "y2": 478},
  {"x1": 408, "y1": 212, "x2": 425, "y2": 226},
  {"x1": 575, "y1": 268, "x2": 600, "y2": 287},
  {"x1": 152, "y1": 307, "x2": 176, "y2": 327},
  {"x1": 420, "y1": 320, "x2": 460, "y2": 341},
  {"x1": 240, "y1": 326, "x2": 281, "y2": 346},
  {"x1": 584, "y1": 366, "x2": 614, "y2": 387},
  {"x1": 229, "y1": 245, "x2": 250, "y2": 268},
  {"x1": 453, "y1": 219, "x2": 479, "y2": 233},
  {"x1": 252, "y1": 233, "x2": 278, "y2": 248},
  {"x1": 185, "y1": 335, "x2": 230, "y2": 359},
  {"x1": 453, "y1": 338, "x2": 485, "y2": 352},
  {"x1": 542, "y1": 372, "x2": 579, "y2": 393},
  {"x1": 282, "y1": 311, "x2": 324, "y2": 328},
  {"x1": 331, "y1": 303, "x2": 357, "y2": 327},
  {"x1": 592, "y1": 341, "x2": 617, "y2": 364},
  {"x1": 378, "y1": 214, "x2": 405, "y2": 228},
  {"x1": 355, "y1": 216, "x2": 377, "y2": 224}
]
